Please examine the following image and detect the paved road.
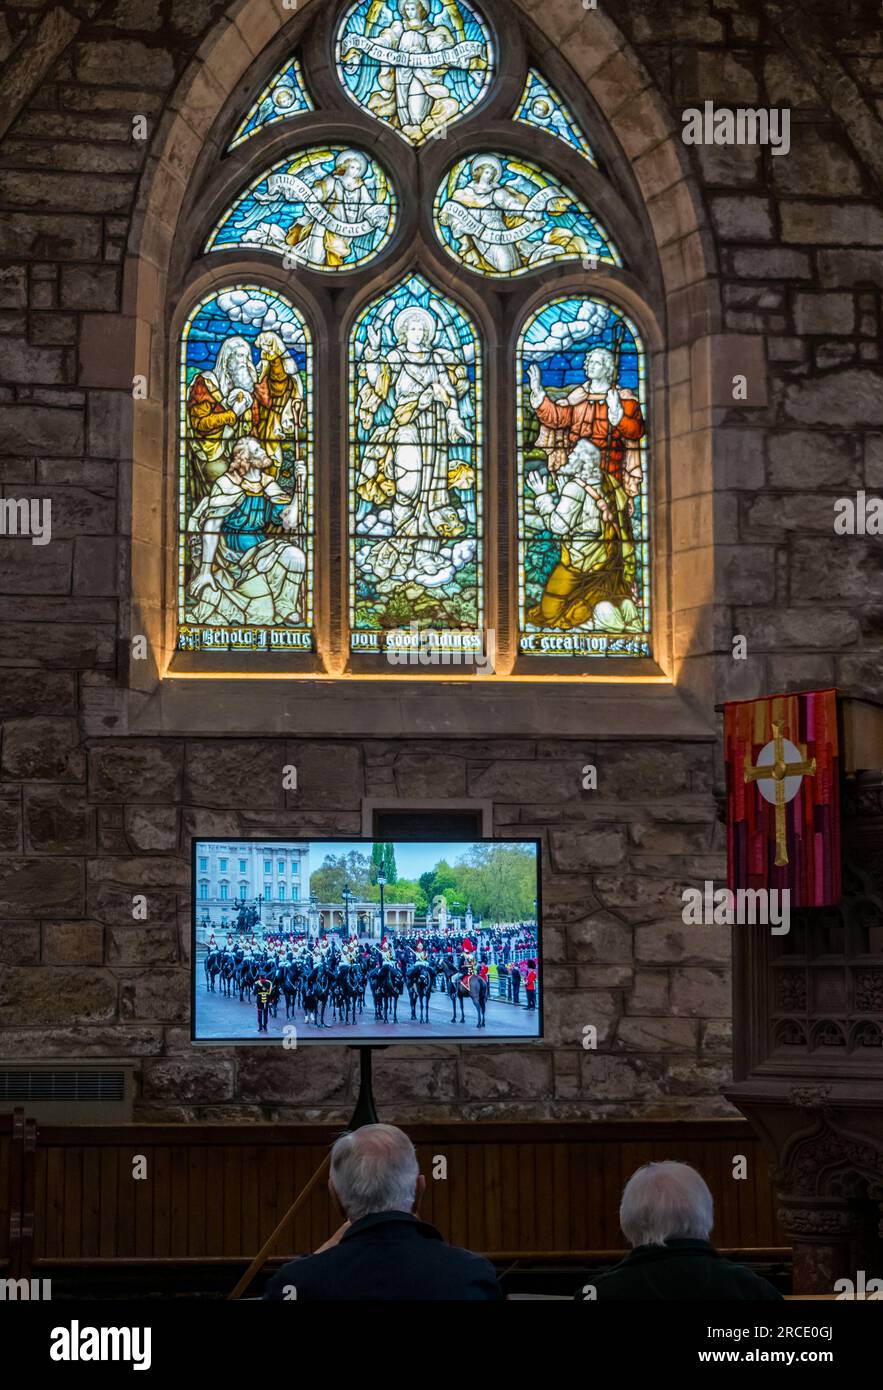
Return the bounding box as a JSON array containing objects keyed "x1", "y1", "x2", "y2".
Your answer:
[{"x1": 195, "y1": 982, "x2": 541, "y2": 1042}]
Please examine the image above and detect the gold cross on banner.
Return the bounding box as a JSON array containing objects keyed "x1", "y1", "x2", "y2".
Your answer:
[{"x1": 744, "y1": 721, "x2": 817, "y2": 868}]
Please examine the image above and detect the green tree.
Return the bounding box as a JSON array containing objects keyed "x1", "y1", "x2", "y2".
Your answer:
[{"x1": 382, "y1": 842, "x2": 398, "y2": 884}]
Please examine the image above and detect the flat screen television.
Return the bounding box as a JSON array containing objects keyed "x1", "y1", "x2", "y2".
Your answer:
[{"x1": 191, "y1": 838, "x2": 542, "y2": 1044}]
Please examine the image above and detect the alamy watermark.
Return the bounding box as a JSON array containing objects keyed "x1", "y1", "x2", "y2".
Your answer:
[
  {"x1": 682, "y1": 882, "x2": 790, "y2": 935},
  {"x1": 0, "y1": 498, "x2": 51, "y2": 545},
  {"x1": 681, "y1": 102, "x2": 791, "y2": 156},
  {"x1": 385, "y1": 624, "x2": 496, "y2": 673}
]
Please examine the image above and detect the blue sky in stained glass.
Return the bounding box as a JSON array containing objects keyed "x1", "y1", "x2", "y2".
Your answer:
[
  {"x1": 228, "y1": 58, "x2": 313, "y2": 151},
  {"x1": 336, "y1": 0, "x2": 493, "y2": 145},
  {"x1": 514, "y1": 70, "x2": 598, "y2": 166},
  {"x1": 434, "y1": 154, "x2": 620, "y2": 278}
]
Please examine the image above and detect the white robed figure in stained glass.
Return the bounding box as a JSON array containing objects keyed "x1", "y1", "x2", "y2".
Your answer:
[
  {"x1": 350, "y1": 277, "x2": 482, "y2": 651},
  {"x1": 337, "y1": 0, "x2": 491, "y2": 145},
  {"x1": 187, "y1": 436, "x2": 308, "y2": 629},
  {"x1": 435, "y1": 155, "x2": 619, "y2": 278},
  {"x1": 206, "y1": 147, "x2": 395, "y2": 273},
  {"x1": 357, "y1": 304, "x2": 474, "y2": 578}
]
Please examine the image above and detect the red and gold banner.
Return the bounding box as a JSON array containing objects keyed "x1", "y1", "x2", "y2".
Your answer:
[{"x1": 724, "y1": 689, "x2": 841, "y2": 907}]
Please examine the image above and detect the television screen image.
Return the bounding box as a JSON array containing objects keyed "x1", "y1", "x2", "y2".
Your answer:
[{"x1": 192, "y1": 838, "x2": 542, "y2": 1044}]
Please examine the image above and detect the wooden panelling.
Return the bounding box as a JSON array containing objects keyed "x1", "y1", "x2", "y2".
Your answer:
[{"x1": 5, "y1": 1119, "x2": 787, "y2": 1274}]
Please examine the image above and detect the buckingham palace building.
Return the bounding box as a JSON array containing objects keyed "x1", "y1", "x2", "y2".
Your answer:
[{"x1": 195, "y1": 842, "x2": 311, "y2": 930}]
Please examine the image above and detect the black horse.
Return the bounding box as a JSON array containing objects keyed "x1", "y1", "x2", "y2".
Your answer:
[
  {"x1": 436, "y1": 959, "x2": 466, "y2": 1023},
  {"x1": 237, "y1": 955, "x2": 258, "y2": 1003},
  {"x1": 204, "y1": 949, "x2": 222, "y2": 992},
  {"x1": 303, "y1": 963, "x2": 331, "y2": 1027},
  {"x1": 219, "y1": 951, "x2": 237, "y2": 998},
  {"x1": 461, "y1": 972, "x2": 489, "y2": 1028},
  {"x1": 407, "y1": 963, "x2": 434, "y2": 1023},
  {"x1": 332, "y1": 962, "x2": 363, "y2": 1025},
  {"x1": 376, "y1": 962, "x2": 404, "y2": 1023}
]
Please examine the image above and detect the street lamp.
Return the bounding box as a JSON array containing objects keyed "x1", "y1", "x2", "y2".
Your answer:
[
  {"x1": 308, "y1": 892, "x2": 318, "y2": 938},
  {"x1": 342, "y1": 882, "x2": 352, "y2": 938},
  {"x1": 377, "y1": 868, "x2": 386, "y2": 940}
]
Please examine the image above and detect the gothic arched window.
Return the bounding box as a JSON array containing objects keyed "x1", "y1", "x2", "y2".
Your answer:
[{"x1": 175, "y1": 0, "x2": 652, "y2": 673}]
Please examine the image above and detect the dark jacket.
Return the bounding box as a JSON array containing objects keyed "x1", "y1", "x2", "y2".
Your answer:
[
  {"x1": 578, "y1": 1239, "x2": 783, "y2": 1301},
  {"x1": 263, "y1": 1210, "x2": 502, "y2": 1301}
]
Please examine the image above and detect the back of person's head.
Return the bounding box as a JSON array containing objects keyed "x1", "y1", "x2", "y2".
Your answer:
[
  {"x1": 619, "y1": 1161, "x2": 714, "y2": 1248},
  {"x1": 330, "y1": 1123, "x2": 420, "y2": 1222}
]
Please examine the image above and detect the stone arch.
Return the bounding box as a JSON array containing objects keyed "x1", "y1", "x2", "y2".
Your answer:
[{"x1": 124, "y1": 0, "x2": 722, "y2": 706}]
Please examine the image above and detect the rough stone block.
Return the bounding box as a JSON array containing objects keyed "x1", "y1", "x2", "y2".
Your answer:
[
  {"x1": 711, "y1": 195, "x2": 774, "y2": 241},
  {"x1": 780, "y1": 202, "x2": 883, "y2": 245},
  {"x1": 142, "y1": 1057, "x2": 235, "y2": 1103},
  {"x1": 566, "y1": 910, "x2": 633, "y2": 962},
  {"x1": 670, "y1": 966, "x2": 730, "y2": 1016},
  {"x1": 0, "y1": 966, "x2": 115, "y2": 1024},
  {"x1": 185, "y1": 742, "x2": 286, "y2": 809},
  {"x1": 42, "y1": 920, "x2": 103, "y2": 965},
  {"x1": 459, "y1": 1049, "x2": 552, "y2": 1100},
  {"x1": 60, "y1": 266, "x2": 119, "y2": 312},
  {"x1": 124, "y1": 805, "x2": 179, "y2": 852},
  {"x1": 0, "y1": 923, "x2": 39, "y2": 964},
  {"x1": 24, "y1": 788, "x2": 94, "y2": 854},
  {"x1": 794, "y1": 293, "x2": 855, "y2": 336},
  {"x1": 784, "y1": 369, "x2": 883, "y2": 428},
  {"x1": 545, "y1": 988, "x2": 619, "y2": 1047},
  {"x1": 125, "y1": 969, "x2": 189, "y2": 1022},
  {"x1": 614, "y1": 1016, "x2": 697, "y2": 1052},
  {"x1": 2, "y1": 717, "x2": 83, "y2": 781},
  {"x1": 88, "y1": 742, "x2": 183, "y2": 802},
  {"x1": 768, "y1": 431, "x2": 863, "y2": 489},
  {"x1": 107, "y1": 925, "x2": 179, "y2": 964}
]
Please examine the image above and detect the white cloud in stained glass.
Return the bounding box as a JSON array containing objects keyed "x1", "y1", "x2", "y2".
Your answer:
[
  {"x1": 514, "y1": 70, "x2": 597, "y2": 166},
  {"x1": 433, "y1": 154, "x2": 620, "y2": 278},
  {"x1": 348, "y1": 274, "x2": 483, "y2": 656},
  {"x1": 178, "y1": 286, "x2": 315, "y2": 654},
  {"x1": 336, "y1": 0, "x2": 493, "y2": 145},
  {"x1": 205, "y1": 146, "x2": 397, "y2": 273},
  {"x1": 228, "y1": 58, "x2": 314, "y2": 151},
  {"x1": 516, "y1": 296, "x2": 650, "y2": 658}
]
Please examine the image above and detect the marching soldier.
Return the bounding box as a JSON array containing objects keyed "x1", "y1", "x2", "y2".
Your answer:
[{"x1": 254, "y1": 969, "x2": 273, "y2": 1033}]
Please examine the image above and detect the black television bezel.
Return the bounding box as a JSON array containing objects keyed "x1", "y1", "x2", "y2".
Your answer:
[{"x1": 189, "y1": 835, "x2": 544, "y2": 1046}]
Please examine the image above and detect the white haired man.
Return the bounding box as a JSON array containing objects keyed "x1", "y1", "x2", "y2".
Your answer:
[
  {"x1": 263, "y1": 1124, "x2": 501, "y2": 1300},
  {"x1": 526, "y1": 438, "x2": 640, "y2": 633},
  {"x1": 580, "y1": 1162, "x2": 782, "y2": 1300}
]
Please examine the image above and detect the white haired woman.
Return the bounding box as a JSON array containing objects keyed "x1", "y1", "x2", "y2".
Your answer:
[{"x1": 578, "y1": 1162, "x2": 783, "y2": 1300}]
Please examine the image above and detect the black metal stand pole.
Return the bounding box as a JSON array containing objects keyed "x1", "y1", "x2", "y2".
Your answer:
[{"x1": 346, "y1": 1045, "x2": 386, "y2": 1130}]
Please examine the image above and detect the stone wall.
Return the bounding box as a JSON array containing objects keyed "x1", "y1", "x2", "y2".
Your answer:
[
  {"x1": 0, "y1": 730, "x2": 725, "y2": 1121},
  {"x1": 1, "y1": 0, "x2": 882, "y2": 1120}
]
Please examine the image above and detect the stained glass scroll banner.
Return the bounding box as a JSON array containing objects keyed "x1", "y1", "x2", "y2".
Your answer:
[
  {"x1": 178, "y1": 287, "x2": 315, "y2": 654},
  {"x1": 517, "y1": 296, "x2": 650, "y2": 659},
  {"x1": 349, "y1": 274, "x2": 484, "y2": 658},
  {"x1": 336, "y1": 0, "x2": 493, "y2": 145},
  {"x1": 228, "y1": 58, "x2": 314, "y2": 151},
  {"x1": 434, "y1": 155, "x2": 620, "y2": 278},
  {"x1": 206, "y1": 146, "x2": 397, "y2": 273}
]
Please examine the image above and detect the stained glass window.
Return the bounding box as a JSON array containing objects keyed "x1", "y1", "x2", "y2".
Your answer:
[
  {"x1": 514, "y1": 70, "x2": 597, "y2": 166},
  {"x1": 517, "y1": 296, "x2": 650, "y2": 657},
  {"x1": 349, "y1": 274, "x2": 483, "y2": 656},
  {"x1": 178, "y1": 286, "x2": 314, "y2": 653},
  {"x1": 205, "y1": 146, "x2": 397, "y2": 272},
  {"x1": 228, "y1": 58, "x2": 313, "y2": 151},
  {"x1": 433, "y1": 154, "x2": 620, "y2": 277},
  {"x1": 336, "y1": 0, "x2": 493, "y2": 145}
]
